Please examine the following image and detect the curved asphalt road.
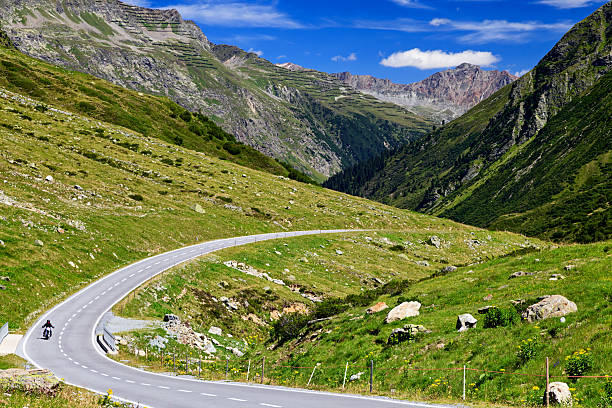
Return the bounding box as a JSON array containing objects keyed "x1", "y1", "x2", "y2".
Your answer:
[{"x1": 18, "y1": 230, "x2": 451, "y2": 408}]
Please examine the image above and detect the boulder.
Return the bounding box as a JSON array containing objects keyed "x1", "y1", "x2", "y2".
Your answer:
[
  {"x1": 366, "y1": 302, "x2": 388, "y2": 314},
  {"x1": 0, "y1": 276, "x2": 9, "y2": 281},
  {"x1": 208, "y1": 326, "x2": 222, "y2": 336},
  {"x1": 441, "y1": 265, "x2": 457, "y2": 273},
  {"x1": 335, "y1": 249, "x2": 344, "y2": 255},
  {"x1": 44, "y1": 175, "x2": 53, "y2": 182},
  {"x1": 34, "y1": 239, "x2": 44, "y2": 247},
  {"x1": 416, "y1": 260, "x2": 430, "y2": 267},
  {"x1": 74, "y1": 184, "x2": 84, "y2": 191},
  {"x1": 386, "y1": 301, "x2": 421, "y2": 323},
  {"x1": 428, "y1": 236, "x2": 441, "y2": 248},
  {"x1": 388, "y1": 324, "x2": 431, "y2": 344},
  {"x1": 545, "y1": 382, "x2": 572, "y2": 406},
  {"x1": 163, "y1": 314, "x2": 180, "y2": 322},
  {"x1": 550, "y1": 274, "x2": 566, "y2": 281},
  {"x1": 0, "y1": 285, "x2": 5, "y2": 290},
  {"x1": 230, "y1": 347, "x2": 244, "y2": 357},
  {"x1": 478, "y1": 306, "x2": 494, "y2": 314},
  {"x1": 349, "y1": 372, "x2": 364, "y2": 381},
  {"x1": 190, "y1": 203, "x2": 205, "y2": 214},
  {"x1": 509, "y1": 271, "x2": 534, "y2": 279},
  {"x1": 522, "y1": 295, "x2": 577, "y2": 322},
  {"x1": 564, "y1": 265, "x2": 576, "y2": 271},
  {"x1": 456, "y1": 314, "x2": 478, "y2": 332}
]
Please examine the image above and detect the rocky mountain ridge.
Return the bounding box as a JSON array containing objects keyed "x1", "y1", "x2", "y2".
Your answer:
[
  {"x1": 324, "y1": 2, "x2": 612, "y2": 243},
  {"x1": 332, "y1": 64, "x2": 517, "y2": 122},
  {"x1": 0, "y1": 0, "x2": 431, "y2": 179}
]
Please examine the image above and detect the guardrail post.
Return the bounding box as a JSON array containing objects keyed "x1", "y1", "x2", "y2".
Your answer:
[
  {"x1": 546, "y1": 357, "x2": 550, "y2": 408},
  {"x1": 247, "y1": 359, "x2": 251, "y2": 382},
  {"x1": 261, "y1": 357, "x2": 265, "y2": 384},
  {"x1": 173, "y1": 352, "x2": 176, "y2": 374},
  {"x1": 342, "y1": 362, "x2": 348, "y2": 389},
  {"x1": 161, "y1": 350, "x2": 164, "y2": 367},
  {"x1": 463, "y1": 365, "x2": 466, "y2": 400},
  {"x1": 225, "y1": 357, "x2": 229, "y2": 380},
  {"x1": 370, "y1": 360, "x2": 374, "y2": 393},
  {"x1": 307, "y1": 363, "x2": 320, "y2": 387},
  {"x1": 186, "y1": 354, "x2": 189, "y2": 373},
  {"x1": 198, "y1": 356, "x2": 202, "y2": 377}
]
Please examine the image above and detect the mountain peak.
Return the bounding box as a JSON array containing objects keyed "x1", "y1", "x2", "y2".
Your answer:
[{"x1": 455, "y1": 63, "x2": 479, "y2": 70}]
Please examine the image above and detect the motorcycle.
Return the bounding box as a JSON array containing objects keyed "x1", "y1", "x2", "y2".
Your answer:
[{"x1": 43, "y1": 327, "x2": 52, "y2": 340}]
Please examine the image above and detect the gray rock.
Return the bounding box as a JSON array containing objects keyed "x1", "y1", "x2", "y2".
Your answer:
[
  {"x1": 386, "y1": 301, "x2": 421, "y2": 323},
  {"x1": 203, "y1": 342, "x2": 217, "y2": 355},
  {"x1": 564, "y1": 265, "x2": 576, "y2": 271},
  {"x1": 416, "y1": 260, "x2": 430, "y2": 267},
  {"x1": 163, "y1": 314, "x2": 180, "y2": 322},
  {"x1": 230, "y1": 347, "x2": 244, "y2": 357},
  {"x1": 349, "y1": 372, "x2": 364, "y2": 381},
  {"x1": 509, "y1": 271, "x2": 534, "y2": 279},
  {"x1": 208, "y1": 326, "x2": 222, "y2": 336},
  {"x1": 335, "y1": 249, "x2": 344, "y2": 255},
  {"x1": 74, "y1": 185, "x2": 83, "y2": 191},
  {"x1": 478, "y1": 306, "x2": 494, "y2": 314},
  {"x1": 0, "y1": 240, "x2": 5, "y2": 246},
  {"x1": 149, "y1": 335, "x2": 169, "y2": 349},
  {"x1": 388, "y1": 324, "x2": 431, "y2": 344},
  {"x1": 0, "y1": 285, "x2": 5, "y2": 290},
  {"x1": 523, "y1": 295, "x2": 577, "y2": 322},
  {"x1": 45, "y1": 175, "x2": 53, "y2": 182},
  {"x1": 545, "y1": 382, "x2": 572, "y2": 406},
  {"x1": 190, "y1": 203, "x2": 205, "y2": 214},
  {"x1": 456, "y1": 314, "x2": 478, "y2": 332},
  {"x1": 550, "y1": 274, "x2": 566, "y2": 281},
  {"x1": 0, "y1": 276, "x2": 9, "y2": 281},
  {"x1": 428, "y1": 236, "x2": 441, "y2": 248},
  {"x1": 441, "y1": 265, "x2": 457, "y2": 273},
  {"x1": 34, "y1": 239, "x2": 44, "y2": 247}
]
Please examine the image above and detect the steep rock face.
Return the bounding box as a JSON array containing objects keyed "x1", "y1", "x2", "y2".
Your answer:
[
  {"x1": 325, "y1": 3, "x2": 612, "y2": 242},
  {"x1": 0, "y1": 0, "x2": 431, "y2": 179},
  {"x1": 332, "y1": 64, "x2": 517, "y2": 122}
]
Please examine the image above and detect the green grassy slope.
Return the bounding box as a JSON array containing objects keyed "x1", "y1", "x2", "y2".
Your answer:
[
  {"x1": 0, "y1": 79, "x2": 524, "y2": 330},
  {"x1": 324, "y1": 3, "x2": 612, "y2": 243},
  {"x1": 120, "y1": 238, "x2": 611, "y2": 407},
  {"x1": 0, "y1": 37, "x2": 309, "y2": 179}
]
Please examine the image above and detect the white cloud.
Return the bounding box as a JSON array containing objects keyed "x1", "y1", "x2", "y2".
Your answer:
[
  {"x1": 514, "y1": 69, "x2": 530, "y2": 77},
  {"x1": 380, "y1": 48, "x2": 499, "y2": 69},
  {"x1": 164, "y1": 2, "x2": 302, "y2": 28},
  {"x1": 537, "y1": 0, "x2": 606, "y2": 9},
  {"x1": 123, "y1": 0, "x2": 151, "y2": 6},
  {"x1": 331, "y1": 52, "x2": 358, "y2": 62},
  {"x1": 429, "y1": 18, "x2": 571, "y2": 43},
  {"x1": 247, "y1": 48, "x2": 264, "y2": 57},
  {"x1": 389, "y1": 0, "x2": 432, "y2": 9}
]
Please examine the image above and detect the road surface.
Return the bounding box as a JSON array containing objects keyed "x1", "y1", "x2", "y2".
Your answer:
[{"x1": 18, "y1": 230, "x2": 454, "y2": 408}]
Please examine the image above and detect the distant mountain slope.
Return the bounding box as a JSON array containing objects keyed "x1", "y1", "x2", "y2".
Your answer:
[
  {"x1": 325, "y1": 3, "x2": 612, "y2": 243},
  {"x1": 332, "y1": 64, "x2": 517, "y2": 123},
  {"x1": 0, "y1": 33, "x2": 309, "y2": 179},
  {"x1": 0, "y1": 0, "x2": 431, "y2": 180}
]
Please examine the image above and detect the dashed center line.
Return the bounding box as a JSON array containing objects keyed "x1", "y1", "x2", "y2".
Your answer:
[
  {"x1": 260, "y1": 404, "x2": 282, "y2": 408},
  {"x1": 178, "y1": 389, "x2": 192, "y2": 393},
  {"x1": 141, "y1": 383, "x2": 151, "y2": 386},
  {"x1": 112, "y1": 376, "x2": 121, "y2": 380},
  {"x1": 100, "y1": 373, "x2": 109, "y2": 377},
  {"x1": 125, "y1": 380, "x2": 135, "y2": 384},
  {"x1": 157, "y1": 386, "x2": 170, "y2": 389},
  {"x1": 228, "y1": 398, "x2": 247, "y2": 402},
  {"x1": 200, "y1": 393, "x2": 216, "y2": 397}
]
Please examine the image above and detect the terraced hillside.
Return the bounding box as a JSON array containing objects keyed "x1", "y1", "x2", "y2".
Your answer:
[
  {"x1": 324, "y1": 3, "x2": 612, "y2": 243},
  {"x1": 0, "y1": 0, "x2": 432, "y2": 180}
]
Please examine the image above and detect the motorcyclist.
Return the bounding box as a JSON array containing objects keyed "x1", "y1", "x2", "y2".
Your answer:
[{"x1": 42, "y1": 320, "x2": 54, "y2": 339}]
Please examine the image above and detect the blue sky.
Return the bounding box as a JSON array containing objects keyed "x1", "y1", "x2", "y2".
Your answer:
[{"x1": 127, "y1": 0, "x2": 607, "y2": 83}]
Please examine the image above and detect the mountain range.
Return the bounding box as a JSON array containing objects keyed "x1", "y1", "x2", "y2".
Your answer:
[
  {"x1": 332, "y1": 64, "x2": 517, "y2": 123},
  {"x1": 0, "y1": 0, "x2": 515, "y2": 181},
  {"x1": 325, "y1": 2, "x2": 612, "y2": 243}
]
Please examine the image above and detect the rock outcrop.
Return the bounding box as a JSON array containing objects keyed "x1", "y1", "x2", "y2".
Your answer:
[
  {"x1": 386, "y1": 301, "x2": 421, "y2": 323},
  {"x1": 456, "y1": 314, "x2": 478, "y2": 332},
  {"x1": 522, "y1": 295, "x2": 577, "y2": 322}
]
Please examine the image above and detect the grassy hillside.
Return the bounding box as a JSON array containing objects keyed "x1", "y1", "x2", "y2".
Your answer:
[
  {"x1": 0, "y1": 1, "x2": 433, "y2": 179},
  {"x1": 0, "y1": 38, "x2": 307, "y2": 179},
  {"x1": 323, "y1": 3, "x2": 612, "y2": 243},
  {"x1": 0, "y1": 78, "x2": 527, "y2": 330},
  {"x1": 117, "y1": 237, "x2": 611, "y2": 407}
]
